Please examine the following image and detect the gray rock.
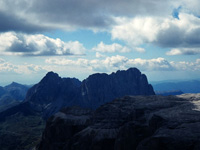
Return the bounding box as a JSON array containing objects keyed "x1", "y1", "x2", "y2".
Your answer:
[
  {"x1": 37, "y1": 94, "x2": 200, "y2": 150},
  {"x1": 37, "y1": 107, "x2": 93, "y2": 150}
]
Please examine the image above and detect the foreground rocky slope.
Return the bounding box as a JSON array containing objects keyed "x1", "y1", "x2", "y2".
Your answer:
[{"x1": 37, "y1": 94, "x2": 200, "y2": 150}]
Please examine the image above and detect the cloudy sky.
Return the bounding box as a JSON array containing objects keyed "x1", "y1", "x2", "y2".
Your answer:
[{"x1": 0, "y1": 0, "x2": 200, "y2": 85}]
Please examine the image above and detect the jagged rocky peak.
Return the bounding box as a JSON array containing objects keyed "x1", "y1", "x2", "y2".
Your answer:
[
  {"x1": 40, "y1": 71, "x2": 61, "y2": 84},
  {"x1": 25, "y1": 71, "x2": 82, "y2": 118},
  {"x1": 25, "y1": 68, "x2": 154, "y2": 118},
  {"x1": 81, "y1": 67, "x2": 155, "y2": 108}
]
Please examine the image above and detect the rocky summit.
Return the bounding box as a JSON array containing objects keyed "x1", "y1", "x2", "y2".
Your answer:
[
  {"x1": 25, "y1": 71, "x2": 81, "y2": 119},
  {"x1": 25, "y1": 68, "x2": 154, "y2": 118},
  {"x1": 80, "y1": 68, "x2": 155, "y2": 108},
  {"x1": 37, "y1": 94, "x2": 200, "y2": 150}
]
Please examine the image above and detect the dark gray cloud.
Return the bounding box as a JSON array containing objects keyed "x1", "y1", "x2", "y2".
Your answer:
[
  {"x1": 0, "y1": 0, "x2": 174, "y2": 33},
  {"x1": 0, "y1": 11, "x2": 49, "y2": 33},
  {"x1": 156, "y1": 24, "x2": 200, "y2": 48},
  {"x1": 1, "y1": 0, "x2": 200, "y2": 56}
]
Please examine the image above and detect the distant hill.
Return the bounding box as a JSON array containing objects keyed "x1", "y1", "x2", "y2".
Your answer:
[
  {"x1": 0, "y1": 82, "x2": 30, "y2": 112},
  {"x1": 152, "y1": 80, "x2": 200, "y2": 93},
  {"x1": 155, "y1": 90, "x2": 184, "y2": 96}
]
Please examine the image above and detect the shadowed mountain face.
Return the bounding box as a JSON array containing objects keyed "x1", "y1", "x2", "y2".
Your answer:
[
  {"x1": 25, "y1": 68, "x2": 155, "y2": 118},
  {"x1": 37, "y1": 94, "x2": 200, "y2": 150},
  {"x1": 0, "y1": 83, "x2": 43, "y2": 150},
  {"x1": 81, "y1": 68, "x2": 154, "y2": 108},
  {"x1": 25, "y1": 72, "x2": 82, "y2": 118},
  {"x1": 0, "y1": 86, "x2": 6, "y2": 98}
]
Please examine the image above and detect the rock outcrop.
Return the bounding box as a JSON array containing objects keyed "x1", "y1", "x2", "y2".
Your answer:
[
  {"x1": 38, "y1": 107, "x2": 93, "y2": 150},
  {"x1": 80, "y1": 68, "x2": 154, "y2": 108},
  {"x1": 25, "y1": 68, "x2": 154, "y2": 118},
  {"x1": 25, "y1": 72, "x2": 81, "y2": 119},
  {"x1": 37, "y1": 94, "x2": 200, "y2": 150}
]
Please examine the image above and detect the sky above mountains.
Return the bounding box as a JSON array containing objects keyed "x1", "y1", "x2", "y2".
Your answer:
[{"x1": 0, "y1": 0, "x2": 200, "y2": 85}]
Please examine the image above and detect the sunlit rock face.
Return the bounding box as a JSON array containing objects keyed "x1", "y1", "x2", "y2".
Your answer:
[
  {"x1": 37, "y1": 94, "x2": 200, "y2": 150},
  {"x1": 25, "y1": 68, "x2": 154, "y2": 119}
]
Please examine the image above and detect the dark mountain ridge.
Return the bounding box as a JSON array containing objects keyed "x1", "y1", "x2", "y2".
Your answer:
[
  {"x1": 0, "y1": 68, "x2": 154, "y2": 120},
  {"x1": 25, "y1": 68, "x2": 155, "y2": 118},
  {"x1": 25, "y1": 71, "x2": 81, "y2": 118},
  {"x1": 81, "y1": 68, "x2": 154, "y2": 108}
]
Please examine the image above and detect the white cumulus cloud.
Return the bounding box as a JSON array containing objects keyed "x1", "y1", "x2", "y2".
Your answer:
[
  {"x1": 95, "y1": 52, "x2": 106, "y2": 58},
  {"x1": 45, "y1": 56, "x2": 200, "y2": 73},
  {"x1": 92, "y1": 41, "x2": 130, "y2": 53},
  {"x1": 166, "y1": 48, "x2": 200, "y2": 55},
  {"x1": 111, "y1": 13, "x2": 200, "y2": 55},
  {"x1": 45, "y1": 56, "x2": 175, "y2": 72},
  {"x1": 0, "y1": 60, "x2": 46, "y2": 74},
  {"x1": 0, "y1": 32, "x2": 86, "y2": 56}
]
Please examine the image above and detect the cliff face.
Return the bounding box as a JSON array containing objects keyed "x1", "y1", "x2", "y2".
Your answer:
[
  {"x1": 38, "y1": 107, "x2": 93, "y2": 150},
  {"x1": 25, "y1": 68, "x2": 154, "y2": 118},
  {"x1": 80, "y1": 68, "x2": 154, "y2": 108},
  {"x1": 37, "y1": 94, "x2": 200, "y2": 150},
  {"x1": 25, "y1": 72, "x2": 81, "y2": 119}
]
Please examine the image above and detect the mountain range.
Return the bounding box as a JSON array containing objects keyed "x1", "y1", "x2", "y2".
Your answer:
[
  {"x1": 1, "y1": 68, "x2": 200, "y2": 150},
  {"x1": 25, "y1": 68, "x2": 155, "y2": 119},
  {"x1": 0, "y1": 68, "x2": 155, "y2": 150}
]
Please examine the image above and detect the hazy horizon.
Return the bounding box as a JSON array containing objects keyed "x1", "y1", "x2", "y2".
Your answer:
[{"x1": 1, "y1": 69, "x2": 200, "y2": 87}]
